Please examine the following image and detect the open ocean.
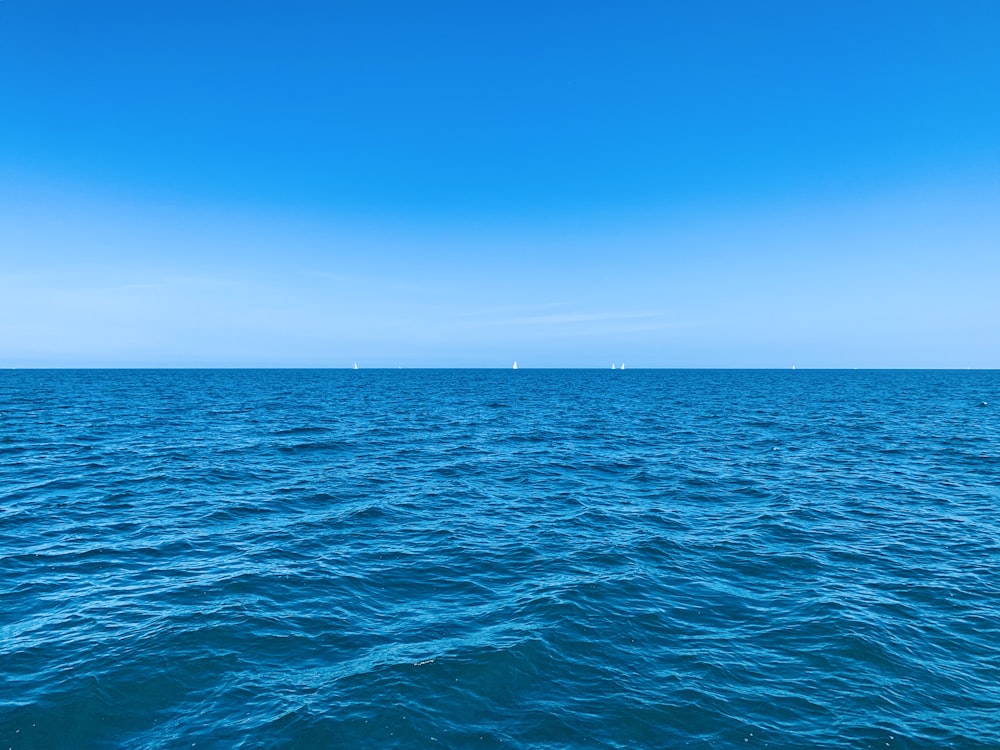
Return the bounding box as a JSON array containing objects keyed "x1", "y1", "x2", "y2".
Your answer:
[{"x1": 2, "y1": 368, "x2": 998, "y2": 749}]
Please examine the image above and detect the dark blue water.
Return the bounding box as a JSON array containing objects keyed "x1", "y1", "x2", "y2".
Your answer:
[{"x1": 2, "y1": 369, "x2": 998, "y2": 749}]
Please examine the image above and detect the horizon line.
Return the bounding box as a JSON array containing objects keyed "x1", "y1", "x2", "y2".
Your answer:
[{"x1": 3, "y1": 366, "x2": 996, "y2": 372}]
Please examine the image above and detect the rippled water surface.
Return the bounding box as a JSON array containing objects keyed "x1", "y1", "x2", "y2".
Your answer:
[{"x1": 2, "y1": 369, "x2": 999, "y2": 749}]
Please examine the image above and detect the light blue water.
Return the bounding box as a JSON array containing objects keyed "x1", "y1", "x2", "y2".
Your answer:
[{"x1": 2, "y1": 369, "x2": 998, "y2": 749}]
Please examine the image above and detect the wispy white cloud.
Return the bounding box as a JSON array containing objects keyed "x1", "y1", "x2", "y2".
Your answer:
[{"x1": 496, "y1": 310, "x2": 668, "y2": 326}]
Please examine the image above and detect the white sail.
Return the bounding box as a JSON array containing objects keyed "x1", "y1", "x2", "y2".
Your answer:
[
  {"x1": 620, "y1": 362, "x2": 625, "y2": 370},
  {"x1": 353, "y1": 362, "x2": 358, "y2": 370},
  {"x1": 612, "y1": 362, "x2": 616, "y2": 370},
  {"x1": 512, "y1": 360, "x2": 518, "y2": 370}
]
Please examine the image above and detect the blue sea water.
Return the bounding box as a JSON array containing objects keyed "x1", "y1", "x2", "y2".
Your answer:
[{"x1": 1, "y1": 369, "x2": 998, "y2": 749}]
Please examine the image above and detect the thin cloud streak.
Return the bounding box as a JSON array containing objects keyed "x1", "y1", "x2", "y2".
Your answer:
[{"x1": 495, "y1": 311, "x2": 672, "y2": 327}]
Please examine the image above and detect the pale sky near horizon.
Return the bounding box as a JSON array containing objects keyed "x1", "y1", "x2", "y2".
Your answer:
[{"x1": 2, "y1": 1, "x2": 998, "y2": 368}]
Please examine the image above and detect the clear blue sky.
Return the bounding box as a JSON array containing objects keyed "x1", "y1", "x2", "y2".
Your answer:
[{"x1": 2, "y1": 1, "x2": 998, "y2": 367}]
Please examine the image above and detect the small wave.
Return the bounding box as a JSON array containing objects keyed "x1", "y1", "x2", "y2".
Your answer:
[
  {"x1": 272, "y1": 425, "x2": 334, "y2": 436},
  {"x1": 276, "y1": 440, "x2": 351, "y2": 453}
]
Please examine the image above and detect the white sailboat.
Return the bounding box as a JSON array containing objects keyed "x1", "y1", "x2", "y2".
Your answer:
[
  {"x1": 612, "y1": 362, "x2": 616, "y2": 370},
  {"x1": 620, "y1": 362, "x2": 625, "y2": 370},
  {"x1": 353, "y1": 362, "x2": 358, "y2": 370},
  {"x1": 512, "y1": 360, "x2": 518, "y2": 370}
]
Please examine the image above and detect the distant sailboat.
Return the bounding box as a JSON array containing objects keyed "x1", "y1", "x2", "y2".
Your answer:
[
  {"x1": 512, "y1": 360, "x2": 518, "y2": 370},
  {"x1": 612, "y1": 362, "x2": 616, "y2": 370},
  {"x1": 353, "y1": 362, "x2": 358, "y2": 370},
  {"x1": 620, "y1": 362, "x2": 625, "y2": 370}
]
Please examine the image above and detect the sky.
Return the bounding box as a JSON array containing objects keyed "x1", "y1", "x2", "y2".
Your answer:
[{"x1": 2, "y1": 0, "x2": 998, "y2": 368}]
